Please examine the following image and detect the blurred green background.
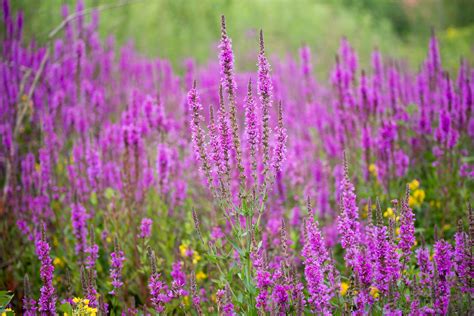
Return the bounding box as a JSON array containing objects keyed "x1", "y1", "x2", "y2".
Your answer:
[{"x1": 8, "y1": 0, "x2": 474, "y2": 73}]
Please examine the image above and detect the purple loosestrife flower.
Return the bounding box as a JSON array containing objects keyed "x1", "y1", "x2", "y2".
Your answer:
[
  {"x1": 359, "y1": 69, "x2": 372, "y2": 114},
  {"x1": 23, "y1": 274, "x2": 37, "y2": 315},
  {"x1": 139, "y1": 217, "x2": 153, "y2": 238},
  {"x1": 156, "y1": 144, "x2": 171, "y2": 196},
  {"x1": 71, "y1": 203, "x2": 88, "y2": 255},
  {"x1": 399, "y1": 186, "x2": 416, "y2": 261},
  {"x1": 86, "y1": 142, "x2": 101, "y2": 191},
  {"x1": 355, "y1": 246, "x2": 375, "y2": 308},
  {"x1": 433, "y1": 240, "x2": 453, "y2": 315},
  {"x1": 416, "y1": 245, "x2": 433, "y2": 291},
  {"x1": 148, "y1": 247, "x2": 169, "y2": 312},
  {"x1": 373, "y1": 223, "x2": 400, "y2": 294},
  {"x1": 35, "y1": 227, "x2": 56, "y2": 314},
  {"x1": 219, "y1": 16, "x2": 244, "y2": 190},
  {"x1": 258, "y1": 30, "x2": 273, "y2": 182},
  {"x1": 394, "y1": 150, "x2": 409, "y2": 177},
  {"x1": 82, "y1": 267, "x2": 98, "y2": 308},
  {"x1": 302, "y1": 216, "x2": 333, "y2": 314},
  {"x1": 207, "y1": 105, "x2": 222, "y2": 167},
  {"x1": 272, "y1": 102, "x2": 287, "y2": 173},
  {"x1": 188, "y1": 81, "x2": 212, "y2": 186},
  {"x1": 109, "y1": 239, "x2": 125, "y2": 296},
  {"x1": 219, "y1": 15, "x2": 237, "y2": 99},
  {"x1": 170, "y1": 261, "x2": 188, "y2": 298},
  {"x1": 336, "y1": 156, "x2": 360, "y2": 268},
  {"x1": 244, "y1": 79, "x2": 259, "y2": 189},
  {"x1": 453, "y1": 224, "x2": 470, "y2": 293},
  {"x1": 217, "y1": 87, "x2": 232, "y2": 193},
  {"x1": 190, "y1": 272, "x2": 203, "y2": 315},
  {"x1": 300, "y1": 45, "x2": 316, "y2": 102},
  {"x1": 271, "y1": 268, "x2": 291, "y2": 314},
  {"x1": 85, "y1": 227, "x2": 99, "y2": 273},
  {"x1": 251, "y1": 243, "x2": 271, "y2": 311},
  {"x1": 428, "y1": 30, "x2": 441, "y2": 79},
  {"x1": 216, "y1": 286, "x2": 235, "y2": 316}
]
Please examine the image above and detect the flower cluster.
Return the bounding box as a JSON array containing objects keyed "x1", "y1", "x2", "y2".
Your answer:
[{"x1": 1, "y1": 1, "x2": 473, "y2": 314}]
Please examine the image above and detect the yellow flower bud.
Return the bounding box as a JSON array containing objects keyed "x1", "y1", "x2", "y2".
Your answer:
[
  {"x1": 409, "y1": 179, "x2": 420, "y2": 191},
  {"x1": 340, "y1": 282, "x2": 349, "y2": 296}
]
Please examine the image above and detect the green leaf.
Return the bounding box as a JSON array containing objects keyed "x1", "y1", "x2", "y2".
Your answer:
[
  {"x1": 0, "y1": 291, "x2": 14, "y2": 309},
  {"x1": 104, "y1": 187, "x2": 115, "y2": 199},
  {"x1": 90, "y1": 191, "x2": 98, "y2": 206},
  {"x1": 406, "y1": 103, "x2": 419, "y2": 115},
  {"x1": 59, "y1": 302, "x2": 73, "y2": 314}
]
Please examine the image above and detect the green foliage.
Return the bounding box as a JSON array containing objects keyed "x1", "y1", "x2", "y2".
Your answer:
[
  {"x1": 8, "y1": 0, "x2": 474, "y2": 73},
  {"x1": 0, "y1": 291, "x2": 14, "y2": 312}
]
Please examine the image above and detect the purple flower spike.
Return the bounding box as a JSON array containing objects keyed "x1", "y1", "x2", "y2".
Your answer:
[{"x1": 35, "y1": 227, "x2": 56, "y2": 314}]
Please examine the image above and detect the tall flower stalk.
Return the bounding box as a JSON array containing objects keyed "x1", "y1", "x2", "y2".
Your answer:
[{"x1": 35, "y1": 227, "x2": 56, "y2": 314}]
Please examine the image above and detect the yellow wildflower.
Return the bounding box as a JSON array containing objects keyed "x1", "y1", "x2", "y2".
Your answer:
[
  {"x1": 340, "y1": 282, "x2": 349, "y2": 296},
  {"x1": 193, "y1": 251, "x2": 202, "y2": 264},
  {"x1": 72, "y1": 297, "x2": 96, "y2": 316},
  {"x1": 53, "y1": 257, "x2": 65, "y2": 267},
  {"x1": 413, "y1": 189, "x2": 425, "y2": 205},
  {"x1": 196, "y1": 271, "x2": 207, "y2": 281},
  {"x1": 369, "y1": 286, "x2": 380, "y2": 299},
  {"x1": 446, "y1": 27, "x2": 460, "y2": 40},
  {"x1": 362, "y1": 205, "x2": 368, "y2": 219},
  {"x1": 368, "y1": 164, "x2": 378, "y2": 177},
  {"x1": 1, "y1": 308, "x2": 13, "y2": 316},
  {"x1": 408, "y1": 196, "x2": 416, "y2": 208},
  {"x1": 183, "y1": 295, "x2": 190, "y2": 306},
  {"x1": 442, "y1": 224, "x2": 451, "y2": 232},
  {"x1": 179, "y1": 243, "x2": 189, "y2": 257},
  {"x1": 396, "y1": 227, "x2": 400, "y2": 236},
  {"x1": 383, "y1": 207, "x2": 394, "y2": 219},
  {"x1": 408, "y1": 179, "x2": 420, "y2": 191}
]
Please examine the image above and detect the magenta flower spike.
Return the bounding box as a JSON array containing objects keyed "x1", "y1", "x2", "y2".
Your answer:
[{"x1": 35, "y1": 227, "x2": 56, "y2": 314}]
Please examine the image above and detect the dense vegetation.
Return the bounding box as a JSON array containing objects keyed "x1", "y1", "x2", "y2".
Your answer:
[{"x1": 0, "y1": 0, "x2": 473, "y2": 315}]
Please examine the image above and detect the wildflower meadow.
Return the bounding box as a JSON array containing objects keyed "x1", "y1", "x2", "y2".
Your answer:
[{"x1": 0, "y1": 0, "x2": 473, "y2": 315}]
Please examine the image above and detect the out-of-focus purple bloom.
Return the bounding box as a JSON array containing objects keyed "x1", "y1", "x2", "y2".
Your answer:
[
  {"x1": 216, "y1": 287, "x2": 235, "y2": 316},
  {"x1": 433, "y1": 240, "x2": 453, "y2": 315},
  {"x1": 453, "y1": 227, "x2": 470, "y2": 293},
  {"x1": 109, "y1": 242, "x2": 125, "y2": 296},
  {"x1": 170, "y1": 261, "x2": 188, "y2": 298},
  {"x1": 71, "y1": 203, "x2": 88, "y2": 255},
  {"x1": 23, "y1": 274, "x2": 37, "y2": 315},
  {"x1": 148, "y1": 248, "x2": 170, "y2": 313},
  {"x1": 302, "y1": 216, "x2": 333, "y2": 314},
  {"x1": 272, "y1": 102, "x2": 287, "y2": 173},
  {"x1": 139, "y1": 218, "x2": 153, "y2": 239},
  {"x1": 251, "y1": 244, "x2": 271, "y2": 311},
  {"x1": 337, "y1": 159, "x2": 360, "y2": 268},
  {"x1": 258, "y1": 30, "x2": 273, "y2": 178},
  {"x1": 416, "y1": 246, "x2": 433, "y2": 291},
  {"x1": 399, "y1": 187, "x2": 416, "y2": 260}
]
